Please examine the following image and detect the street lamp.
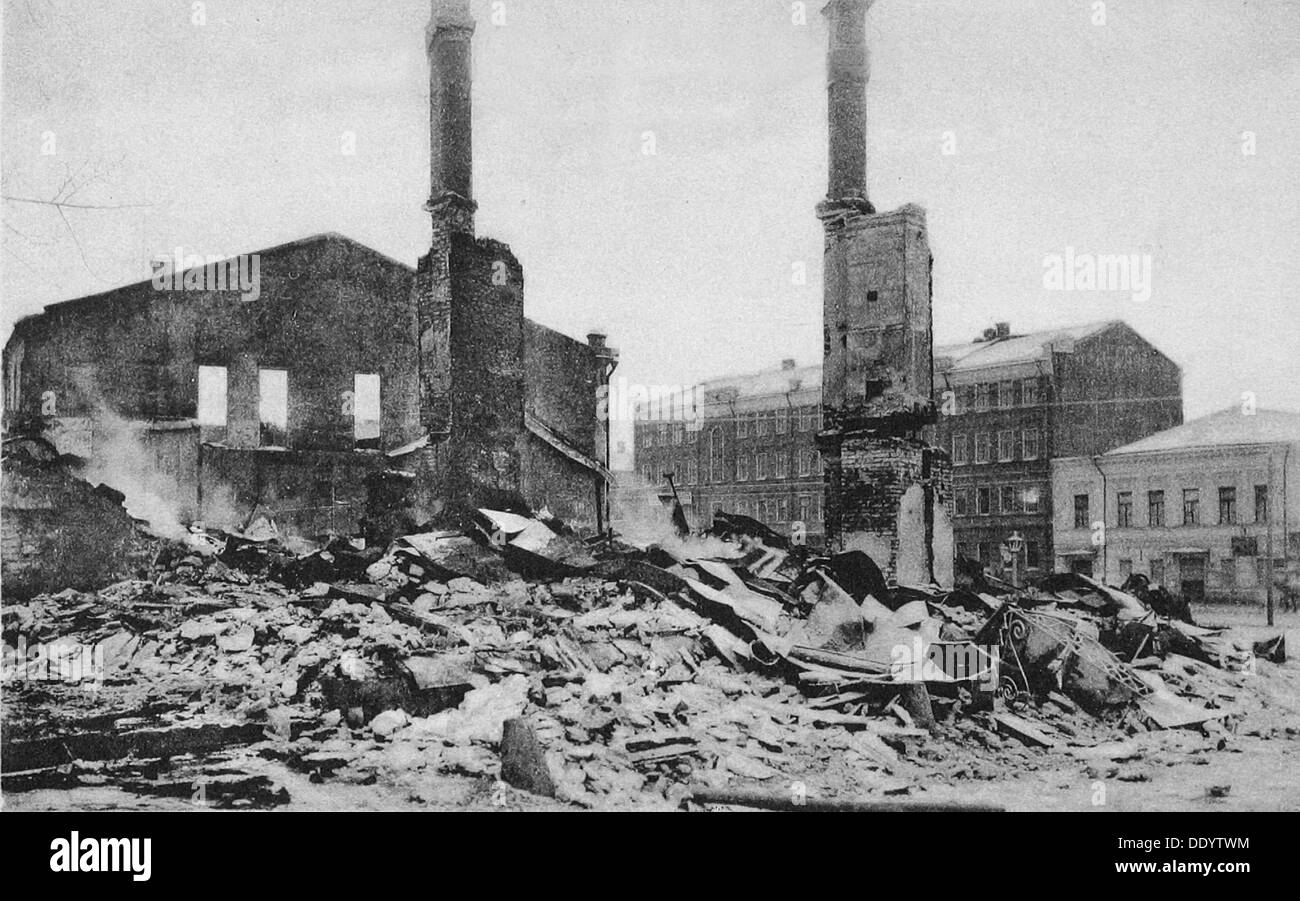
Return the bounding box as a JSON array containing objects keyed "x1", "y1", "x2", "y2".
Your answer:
[{"x1": 1007, "y1": 531, "x2": 1025, "y2": 588}]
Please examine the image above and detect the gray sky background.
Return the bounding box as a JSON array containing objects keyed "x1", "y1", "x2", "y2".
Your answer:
[{"x1": 3, "y1": 0, "x2": 1298, "y2": 436}]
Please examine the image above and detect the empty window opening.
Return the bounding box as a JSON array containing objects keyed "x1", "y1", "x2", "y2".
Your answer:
[
  {"x1": 354, "y1": 373, "x2": 381, "y2": 449},
  {"x1": 259, "y1": 369, "x2": 288, "y2": 447},
  {"x1": 197, "y1": 366, "x2": 228, "y2": 427}
]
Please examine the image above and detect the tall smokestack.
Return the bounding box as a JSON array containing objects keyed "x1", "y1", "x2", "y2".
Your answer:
[
  {"x1": 823, "y1": 0, "x2": 874, "y2": 212},
  {"x1": 426, "y1": 0, "x2": 477, "y2": 234}
]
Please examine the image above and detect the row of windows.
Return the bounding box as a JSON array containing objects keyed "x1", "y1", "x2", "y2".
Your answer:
[
  {"x1": 1119, "y1": 557, "x2": 1282, "y2": 588},
  {"x1": 955, "y1": 484, "x2": 1042, "y2": 517},
  {"x1": 640, "y1": 460, "x2": 697, "y2": 485},
  {"x1": 196, "y1": 366, "x2": 381, "y2": 449},
  {"x1": 947, "y1": 378, "x2": 1043, "y2": 414},
  {"x1": 639, "y1": 449, "x2": 823, "y2": 486},
  {"x1": 736, "y1": 449, "x2": 822, "y2": 481},
  {"x1": 952, "y1": 429, "x2": 1040, "y2": 465},
  {"x1": 639, "y1": 407, "x2": 822, "y2": 446},
  {"x1": 641, "y1": 421, "x2": 699, "y2": 447},
  {"x1": 1073, "y1": 485, "x2": 1270, "y2": 529},
  {"x1": 958, "y1": 540, "x2": 1043, "y2": 570},
  {"x1": 711, "y1": 493, "x2": 823, "y2": 525}
]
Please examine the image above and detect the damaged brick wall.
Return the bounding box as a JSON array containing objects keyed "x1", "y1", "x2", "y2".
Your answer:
[
  {"x1": 2, "y1": 446, "x2": 154, "y2": 599},
  {"x1": 823, "y1": 435, "x2": 951, "y2": 585},
  {"x1": 821, "y1": 205, "x2": 934, "y2": 432},
  {"x1": 520, "y1": 438, "x2": 598, "y2": 528},
  {"x1": 439, "y1": 233, "x2": 527, "y2": 513},
  {"x1": 3, "y1": 234, "x2": 426, "y2": 537},
  {"x1": 521, "y1": 321, "x2": 604, "y2": 527},
  {"x1": 524, "y1": 321, "x2": 599, "y2": 459}
]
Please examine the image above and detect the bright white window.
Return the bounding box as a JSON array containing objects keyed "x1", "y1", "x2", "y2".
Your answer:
[
  {"x1": 197, "y1": 366, "x2": 228, "y2": 426},
  {"x1": 259, "y1": 369, "x2": 288, "y2": 446},
  {"x1": 354, "y1": 373, "x2": 381, "y2": 446}
]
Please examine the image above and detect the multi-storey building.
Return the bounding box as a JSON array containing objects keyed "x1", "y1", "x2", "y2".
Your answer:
[
  {"x1": 629, "y1": 360, "x2": 826, "y2": 543},
  {"x1": 629, "y1": 321, "x2": 1182, "y2": 576},
  {"x1": 1052, "y1": 408, "x2": 1300, "y2": 603},
  {"x1": 934, "y1": 320, "x2": 1182, "y2": 581}
]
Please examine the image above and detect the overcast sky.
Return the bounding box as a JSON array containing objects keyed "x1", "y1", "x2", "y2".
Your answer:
[{"x1": 3, "y1": 0, "x2": 1298, "y2": 431}]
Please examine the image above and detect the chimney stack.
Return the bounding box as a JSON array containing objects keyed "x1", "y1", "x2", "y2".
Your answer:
[
  {"x1": 426, "y1": 0, "x2": 477, "y2": 234},
  {"x1": 822, "y1": 0, "x2": 875, "y2": 213}
]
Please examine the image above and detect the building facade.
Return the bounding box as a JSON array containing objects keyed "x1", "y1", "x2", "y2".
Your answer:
[
  {"x1": 629, "y1": 320, "x2": 1182, "y2": 580},
  {"x1": 630, "y1": 360, "x2": 826, "y2": 544},
  {"x1": 1052, "y1": 408, "x2": 1300, "y2": 603},
  {"x1": 2, "y1": 1, "x2": 615, "y2": 540},
  {"x1": 934, "y1": 319, "x2": 1182, "y2": 582}
]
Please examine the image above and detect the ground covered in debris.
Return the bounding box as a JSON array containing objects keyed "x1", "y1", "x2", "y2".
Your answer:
[{"x1": 4, "y1": 511, "x2": 1298, "y2": 812}]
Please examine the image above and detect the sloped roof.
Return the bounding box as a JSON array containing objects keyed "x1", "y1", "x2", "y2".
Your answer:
[
  {"x1": 525, "y1": 411, "x2": 613, "y2": 482},
  {"x1": 1107, "y1": 407, "x2": 1300, "y2": 455},
  {"x1": 934, "y1": 321, "x2": 1118, "y2": 372},
  {"x1": 10, "y1": 232, "x2": 413, "y2": 333},
  {"x1": 695, "y1": 363, "x2": 822, "y2": 403}
]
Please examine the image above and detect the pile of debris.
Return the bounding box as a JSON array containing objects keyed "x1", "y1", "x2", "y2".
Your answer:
[
  {"x1": 2, "y1": 508, "x2": 1295, "y2": 810},
  {"x1": 1, "y1": 435, "x2": 161, "y2": 600}
]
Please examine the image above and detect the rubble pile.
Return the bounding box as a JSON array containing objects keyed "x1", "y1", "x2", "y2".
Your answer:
[{"x1": 2, "y1": 509, "x2": 1296, "y2": 811}]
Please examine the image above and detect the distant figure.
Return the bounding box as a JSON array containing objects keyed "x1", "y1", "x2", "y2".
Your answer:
[{"x1": 1121, "y1": 573, "x2": 1195, "y2": 625}]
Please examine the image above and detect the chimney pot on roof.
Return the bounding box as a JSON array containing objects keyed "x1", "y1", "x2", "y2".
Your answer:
[
  {"x1": 782, "y1": 358, "x2": 797, "y2": 371},
  {"x1": 587, "y1": 331, "x2": 607, "y2": 349},
  {"x1": 996, "y1": 322, "x2": 1011, "y2": 338},
  {"x1": 981, "y1": 328, "x2": 997, "y2": 342}
]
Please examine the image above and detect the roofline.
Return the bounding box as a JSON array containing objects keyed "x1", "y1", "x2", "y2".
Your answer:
[{"x1": 8, "y1": 232, "x2": 414, "y2": 333}]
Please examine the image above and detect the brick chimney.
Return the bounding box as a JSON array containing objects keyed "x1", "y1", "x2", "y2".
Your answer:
[
  {"x1": 425, "y1": 0, "x2": 477, "y2": 235},
  {"x1": 821, "y1": 0, "x2": 875, "y2": 214}
]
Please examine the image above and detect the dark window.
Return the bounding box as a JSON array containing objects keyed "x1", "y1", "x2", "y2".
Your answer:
[
  {"x1": 709, "y1": 428, "x2": 725, "y2": 483},
  {"x1": 1000, "y1": 485, "x2": 1017, "y2": 513},
  {"x1": 1073, "y1": 494, "x2": 1090, "y2": 529},
  {"x1": 997, "y1": 430, "x2": 1015, "y2": 462},
  {"x1": 1021, "y1": 378, "x2": 1039, "y2": 406},
  {"x1": 1218, "y1": 487, "x2": 1236, "y2": 525},
  {"x1": 1026, "y1": 540, "x2": 1041, "y2": 570},
  {"x1": 999, "y1": 380, "x2": 1016, "y2": 408},
  {"x1": 1022, "y1": 429, "x2": 1040, "y2": 460},
  {"x1": 1183, "y1": 489, "x2": 1199, "y2": 525},
  {"x1": 867, "y1": 290, "x2": 879, "y2": 303},
  {"x1": 977, "y1": 487, "x2": 991, "y2": 516},
  {"x1": 955, "y1": 489, "x2": 970, "y2": 516},
  {"x1": 1116, "y1": 491, "x2": 1132, "y2": 528},
  {"x1": 952, "y1": 434, "x2": 968, "y2": 465},
  {"x1": 1148, "y1": 490, "x2": 1165, "y2": 527},
  {"x1": 1255, "y1": 484, "x2": 1269, "y2": 523}
]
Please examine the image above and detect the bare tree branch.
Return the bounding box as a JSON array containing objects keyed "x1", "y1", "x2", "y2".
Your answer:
[{"x1": 2, "y1": 195, "x2": 153, "y2": 211}]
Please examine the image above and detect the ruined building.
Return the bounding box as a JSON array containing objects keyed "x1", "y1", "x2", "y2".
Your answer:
[
  {"x1": 815, "y1": 0, "x2": 953, "y2": 587},
  {"x1": 2, "y1": 0, "x2": 617, "y2": 543}
]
